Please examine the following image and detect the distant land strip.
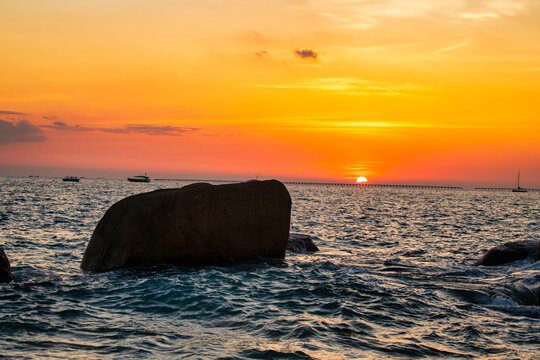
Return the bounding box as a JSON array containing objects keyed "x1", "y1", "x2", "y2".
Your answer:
[{"x1": 154, "y1": 178, "x2": 463, "y2": 189}]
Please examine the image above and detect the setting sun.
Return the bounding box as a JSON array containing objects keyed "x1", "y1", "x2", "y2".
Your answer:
[{"x1": 356, "y1": 177, "x2": 368, "y2": 183}]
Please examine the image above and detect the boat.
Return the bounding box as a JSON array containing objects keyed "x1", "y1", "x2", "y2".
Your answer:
[
  {"x1": 62, "y1": 176, "x2": 80, "y2": 182},
  {"x1": 512, "y1": 171, "x2": 527, "y2": 192},
  {"x1": 128, "y1": 174, "x2": 150, "y2": 183}
]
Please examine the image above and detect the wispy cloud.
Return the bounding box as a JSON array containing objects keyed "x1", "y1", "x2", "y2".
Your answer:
[
  {"x1": 330, "y1": 120, "x2": 486, "y2": 130},
  {"x1": 0, "y1": 119, "x2": 46, "y2": 144},
  {"x1": 261, "y1": 78, "x2": 366, "y2": 91},
  {"x1": 332, "y1": 121, "x2": 403, "y2": 128},
  {"x1": 41, "y1": 121, "x2": 93, "y2": 132},
  {"x1": 309, "y1": 0, "x2": 531, "y2": 28},
  {"x1": 0, "y1": 110, "x2": 27, "y2": 115},
  {"x1": 40, "y1": 121, "x2": 199, "y2": 136},
  {"x1": 437, "y1": 41, "x2": 470, "y2": 53},
  {"x1": 484, "y1": 0, "x2": 530, "y2": 16},
  {"x1": 256, "y1": 77, "x2": 426, "y2": 96},
  {"x1": 459, "y1": 13, "x2": 499, "y2": 20},
  {"x1": 101, "y1": 124, "x2": 199, "y2": 136},
  {"x1": 254, "y1": 50, "x2": 269, "y2": 58},
  {"x1": 294, "y1": 49, "x2": 318, "y2": 59}
]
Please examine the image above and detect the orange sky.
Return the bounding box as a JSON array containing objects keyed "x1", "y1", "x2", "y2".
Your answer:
[{"x1": 1, "y1": 0, "x2": 539, "y2": 186}]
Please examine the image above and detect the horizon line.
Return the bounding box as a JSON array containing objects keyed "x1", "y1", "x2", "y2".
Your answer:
[
  {"x1": 4, "y1": 174, "x2": 537, "y2": 191},
  {"x1": 0, "y1": 171, "x2": 538, "y2": 190}
]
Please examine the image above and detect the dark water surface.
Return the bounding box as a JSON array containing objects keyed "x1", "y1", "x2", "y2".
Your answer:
[{"x1": 1, "y1": 177, "x2": 539, "y2": 359}]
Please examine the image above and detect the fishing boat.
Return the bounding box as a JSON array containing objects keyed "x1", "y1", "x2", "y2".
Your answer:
[
  {"x1": 62, "y1": 176, "x2": 80, "y2": 182},
  {"x1": 128, "y1": 174, "x2": 150, "y2": 183},
  {"x1": 512, "y1": 171, "x2": 527, "y2": 192}
]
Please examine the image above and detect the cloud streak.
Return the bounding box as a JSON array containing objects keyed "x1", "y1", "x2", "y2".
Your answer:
[
  {"x1": 0, "y1": 110, "x2": 27, "y2": 115},
  {"x1": 294, "y1": 49, "x2": 318, "y2": 59},
  {"x1": 101, "y1": 124, "x2": 199, "y2": 136},
  {"x1": 256, "y1": 78, "x2": 426, "y2": 96},
  {"x1": 0, "y1": 119, "x2": 46, "y2": 144},
  {"x1": 437, "y1": 41, "x2": 470, "y2": 53},
  {"x1": 41, "y1": 121, "x2": 94, "y2": 132},
  {"x1": 254, "y1": 50, "x2": 269, "y2": 58},
  {"x1": 40, "y1": 121, "x2": 199, "y2": 136},
  {"x1": 459, "y1": 13, "x2": 499, "y2": 20},
  {"x1": 309, "y1": 0, "x2": 532, "y2": 29}
]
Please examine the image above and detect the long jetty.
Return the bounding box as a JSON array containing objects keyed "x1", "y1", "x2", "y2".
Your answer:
[
  {"x1": 475, "y1": 187, "x2": 540, "y2": 192},
  {"x1": 154, "y1": 178, "x2": 462, "y2": 190}
]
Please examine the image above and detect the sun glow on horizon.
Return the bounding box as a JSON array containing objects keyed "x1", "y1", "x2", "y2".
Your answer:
[{"x1": 356, "y1": 177, "x2": 368, "y2": 183}]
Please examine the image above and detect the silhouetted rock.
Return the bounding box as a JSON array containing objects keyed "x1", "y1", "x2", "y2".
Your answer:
[
  {"x1": 81, "y1": 180, "x2": 291, "y2": 271},
  {"x1": 473, "y1": 240, "x2": 538, "y2": 266},
  {"x1": 536, "y1": 241, "x2": 540, "y2": 262},
  {"x1": 0, "y1": 248, "x2": 13, "y2": 283},
  {"x1": 513, "y1": 284, "x2": 540, "y2": 306},
  {"x1": 287, "y1": 233, "x2": 319, "y2": 253}
]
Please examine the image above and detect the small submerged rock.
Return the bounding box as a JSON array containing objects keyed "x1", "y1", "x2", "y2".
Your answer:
[
  {"x1": 0, "y1": 248, "x2": 13, "y2": 283},
  {"x1": 473, "y1": 240, "x2": 538, "y2": 266},
  {"x1": 287, "y1": 233, "x2": 319, "y2": 253},
  {"x1": 512, "y1": 284, "x2": 540, "y2": 306}
]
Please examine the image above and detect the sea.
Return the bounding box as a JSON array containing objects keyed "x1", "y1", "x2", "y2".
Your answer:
[{"x1": 0, "y1": 176, "x2": 539, "y2": 359}]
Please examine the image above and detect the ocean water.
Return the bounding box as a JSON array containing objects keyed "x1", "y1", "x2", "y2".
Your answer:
[{"x1": 0, "y1": 176, "x2": 539, "y2": 359}]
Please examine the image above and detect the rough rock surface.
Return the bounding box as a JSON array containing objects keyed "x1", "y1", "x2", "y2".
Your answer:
[
  {"x1": 81, "y1": 180, "x2": 291, "y2": 271},
  {"x1": 512, "y1": 284, "x2": 540, "y2": 306},
  {"x1": 0, "y1": 248, "x2": 13, "y2": 283},
  {"x1": 473, "y1": 240, "x2": 538, "y2": 266},
  {"x1": 287, "y1": 233, "x2": 319, "y2": 253},
  {"x1": 536, "y1": 241, "x2": 540, "y2": 262}
]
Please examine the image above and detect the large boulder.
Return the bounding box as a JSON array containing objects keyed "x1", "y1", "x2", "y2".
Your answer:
[
  {"x1": 81, "y1": 180, "x2": 291, "y2": 271},
  {"x1": 0, "y1": 248, "x2": 13, "y2": 283},
  {"x1": 473, "y1": 240, "x2": 538, "y2": 266}
]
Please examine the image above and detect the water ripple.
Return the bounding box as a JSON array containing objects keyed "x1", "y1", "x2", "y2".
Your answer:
[{"x1": 0, "y1": 178, "x2": 539, "y2": 358}]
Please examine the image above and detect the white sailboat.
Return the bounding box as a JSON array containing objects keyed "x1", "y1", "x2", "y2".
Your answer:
[{"x1": 512, "y1": 171, "x2": 527, "y2": 193}]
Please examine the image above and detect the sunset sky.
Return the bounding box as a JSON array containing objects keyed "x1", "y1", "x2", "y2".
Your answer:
[{"x1": 1, "y1": 0, "x2": 539, "y2": 186}]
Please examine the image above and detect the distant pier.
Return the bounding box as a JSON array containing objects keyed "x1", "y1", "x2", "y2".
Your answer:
[
  {"x1": 154, "y1": 178, "x2": 462, "y2": 190},
  {"x1": 475, "y1": 187, "x2": 540, "y2": 192}
]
